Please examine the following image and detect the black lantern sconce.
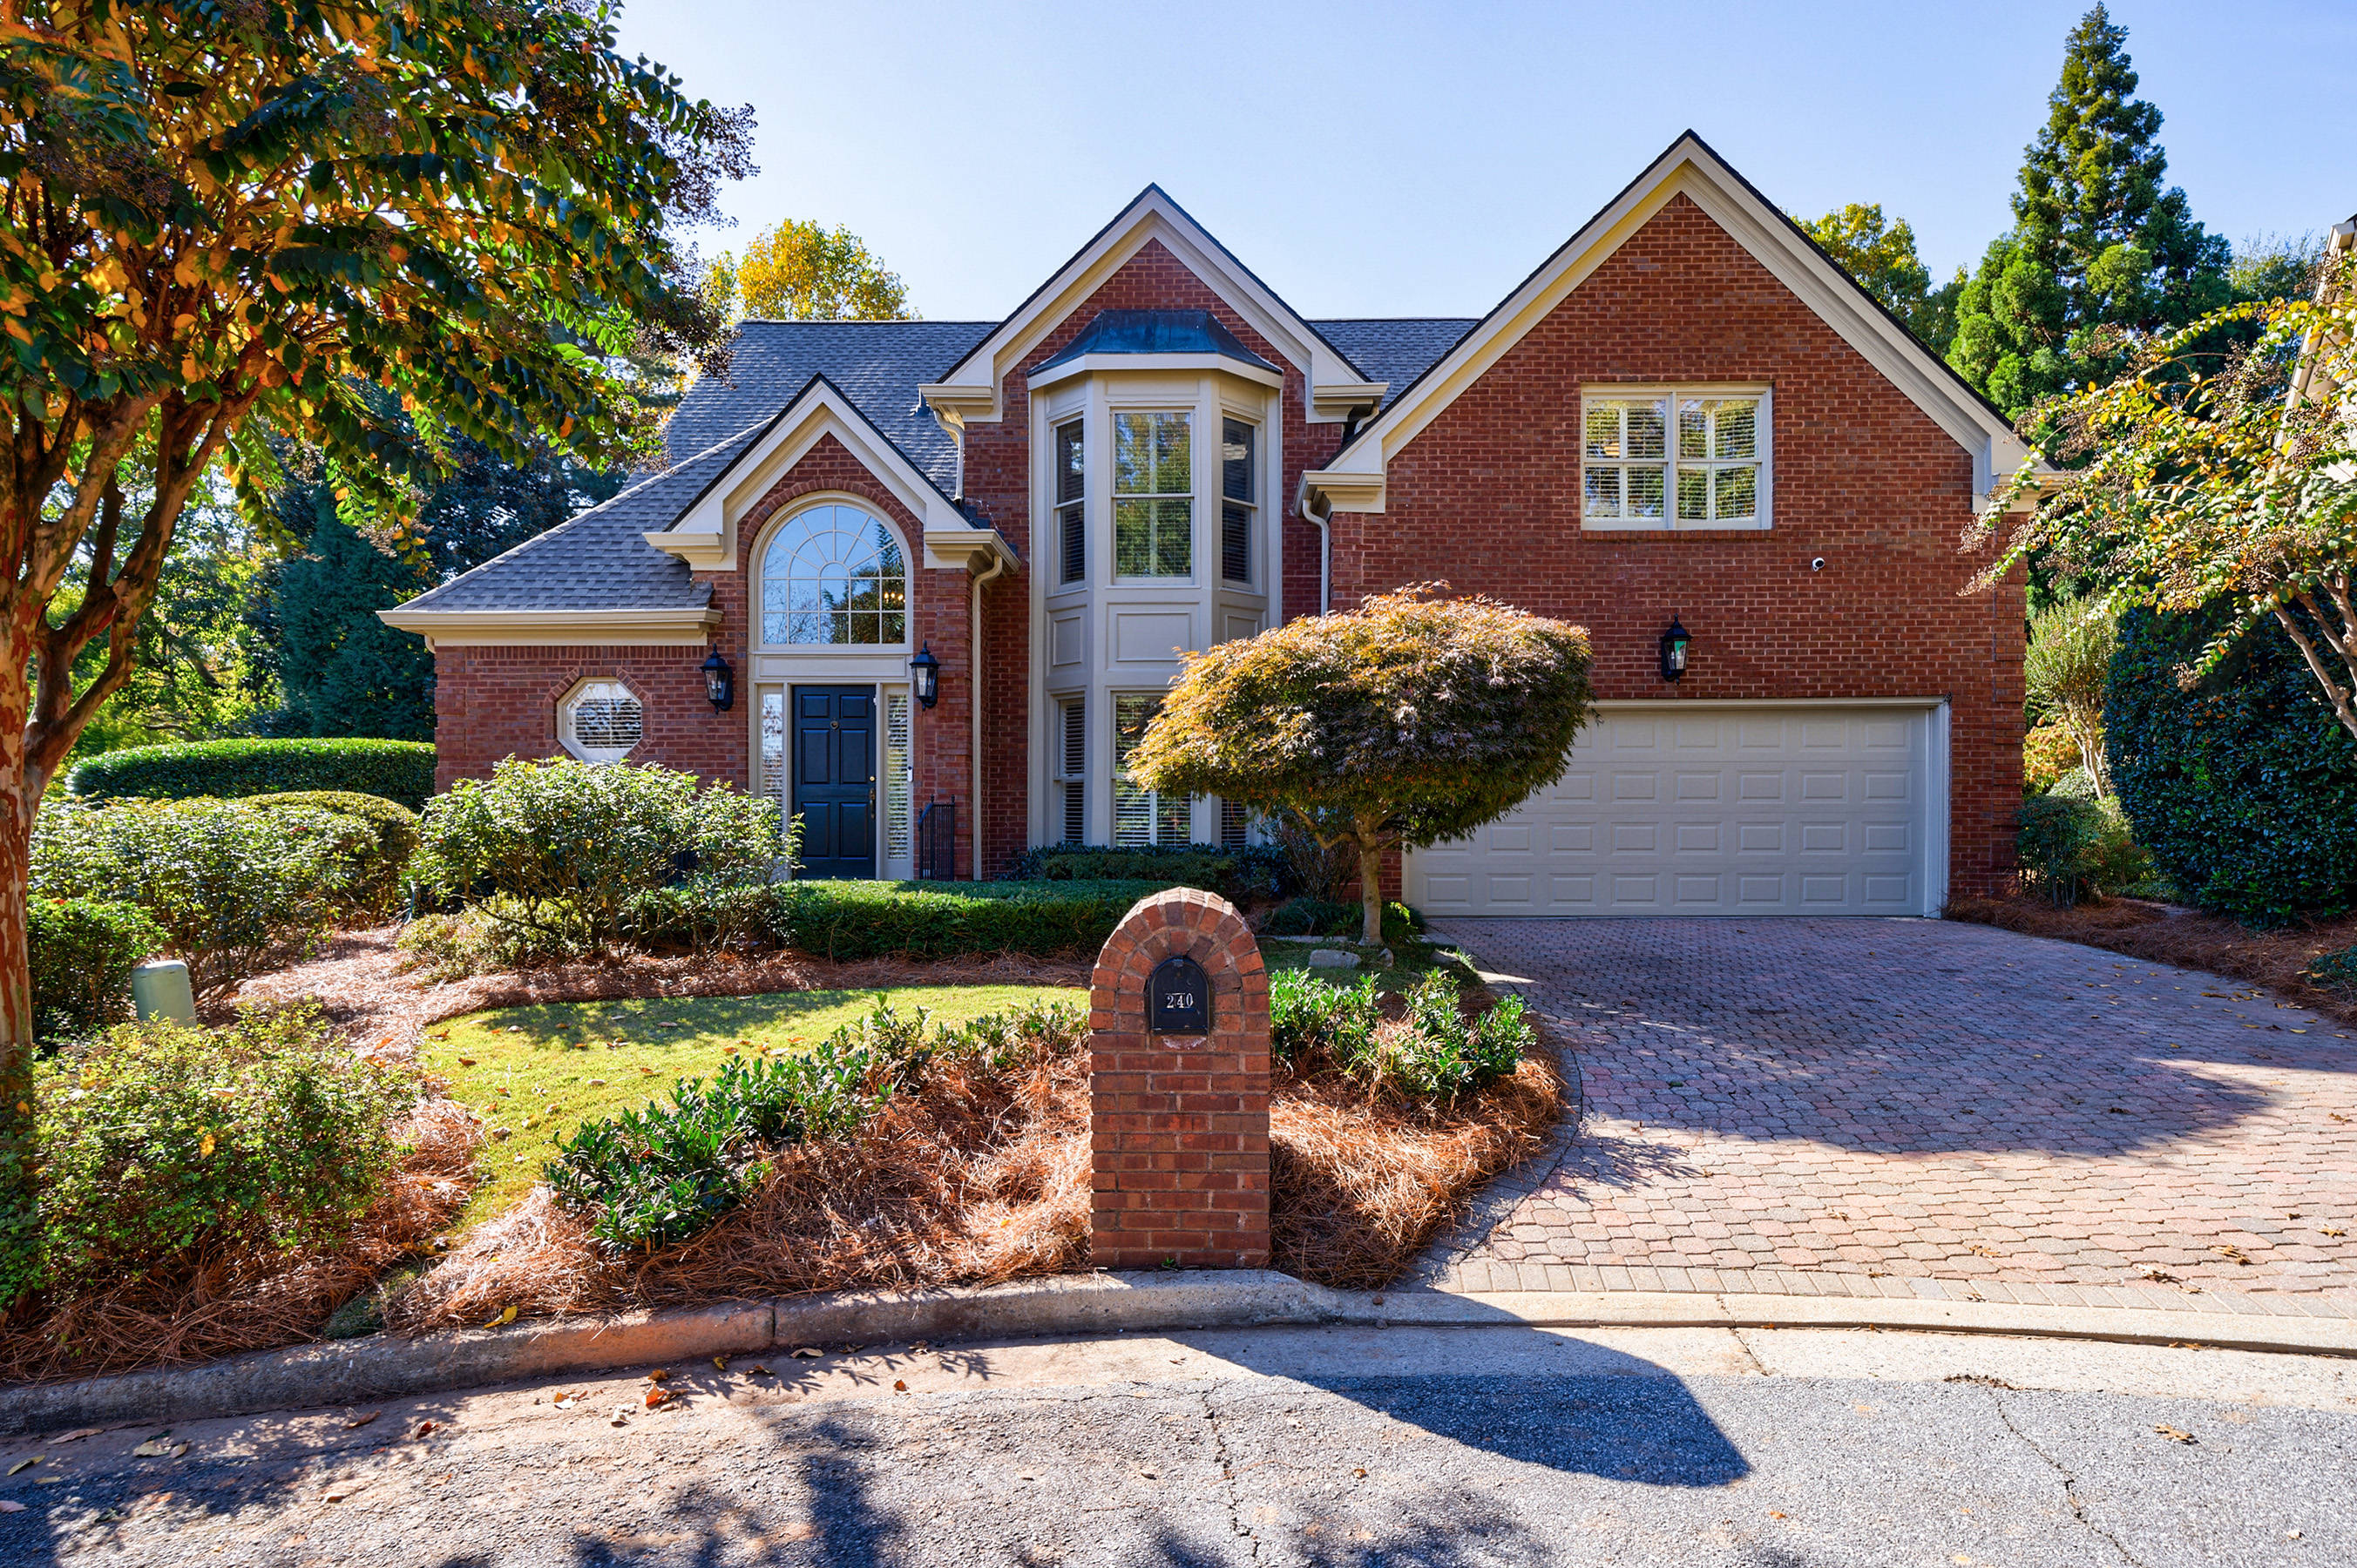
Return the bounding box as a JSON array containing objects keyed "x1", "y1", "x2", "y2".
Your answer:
[
  {"x1": 909, "y1": 643, "x2": 941, "y2": 708},
  {"x1": 701, "y1": 652, "x2": 735, "y2": 713},
  {"x1": 1657, "y1": 615, "x2": 1690, "y2": 683}
]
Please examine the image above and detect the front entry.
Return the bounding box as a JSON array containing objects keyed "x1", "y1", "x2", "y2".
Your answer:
[{"x1": 792, "y1": 686, "x2": 877, "y2": 880}]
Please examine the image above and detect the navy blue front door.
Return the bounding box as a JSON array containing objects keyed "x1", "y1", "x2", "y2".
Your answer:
[{"x1": 793, "y1": 686, "x2": 876, "y2": 880}]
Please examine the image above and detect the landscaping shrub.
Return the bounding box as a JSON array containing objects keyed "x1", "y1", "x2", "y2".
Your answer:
[
  {"x1": 2022, "y1": 715, "x2": 2083, "y2": 794},
  {"x1": 1267, "y1": 969, "x2": 1533, "y2": 1101},
  {"x1": 410, "y1": 758, "x2": 785, "y2": 962},
  {"x1": 69, "y1": 737, "x2": 437, "y2": 810},
  {"x1": 2015, "y1": 794, "x2": 2103, "y2": 907},
  {"x1": 2107, "y1": 605, "x2": 2357, "y2": 925},
  {"x1": 30, "y1": 799, "x2": 357, "y2": 993},
  {"x1": 1004, "y1": 840, "x2": 1287, "y2": 897},
  {"x1": 246, "y1": 790, "x2": 421, "y2": 914},
  {"x1": 1267, "y1": 815, "x2": 1355, "y2": 902},
  {"x1": 1266, "y1": 896, "x2": 1421, "y2": 941},
  {"x1": 2307, "y1": 946, "x2": 2357, "y2": 995},
  {"x1": 7, "y1": 1004, "x2": 414, "y2": 1308},
  {"x1": 772, "y1": 877, "x2": 1177, "y2": 960},
  {"x1": 29, "y1": 897, "x2": 166, "y2": 1043},
  {"x1": 546, "y1": 997, "x2": 1087, "y2": 1253}
]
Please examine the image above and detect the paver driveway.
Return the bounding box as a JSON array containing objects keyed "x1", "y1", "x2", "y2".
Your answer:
[{"x1": 1428, "y1": 918, "x2": 2357, "y2": 1307}]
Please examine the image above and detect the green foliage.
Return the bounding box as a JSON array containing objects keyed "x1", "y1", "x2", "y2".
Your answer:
[
  {"x1": 773, "y1": 879, "x2": 1179, "y2": 961},
  {"x1": 2025, "y1": 601, "x2": 2118, "y2": 796},
  {"x1": 245, "y1": 790, "x2": 420, "y2": 915},
  {"x1": 410, "y1": 759, "x2": 785, "y2": 963},
  {"x1": 707, "y1": 220, "x2": 917, "y2": 322},
  {"x1": 1945, "y1": 5, "x2": 2232, "y2": 416},
  {"x1": 2015, "y1": 794, "x2": 2104, "y2": 906},
  {"x1": 1006, "y1": 841, "x2": 1287, "y2": 898},
  {"x1": 68, "y1": 738, "x2": 438, "y2": 810},
  {"x1": 1795, "y1": 202, "x2": 1962, "y2": 353},
  {"x1": 1265, "y1": 896, "x2": 1359, "y2": 937},
  {"x1": 30, "y1": 799, "x2": 359, "y2": 994},
  {"x1": 2106, "y1": 606, "x2": 2357, "y2": 924},
  {"x1": 1268, "y1": 970, "x2": 1531, "y2": 1100},
  {"x1": 2306, "y1": 946, "x2": 2357, "y2": 994},
  {"x1": 1128, "y1": 586, "x2": 1595, "y2": 942},
  {"x1": 10, "y1": 1006, "x2": 411, "y2": 1307},
  {"x1": 28, "y1": 898, "x2": 165, "y2": 1044},
  {"x1": 546, "y1": 998, "x2": 1085, "y2": 1252}
]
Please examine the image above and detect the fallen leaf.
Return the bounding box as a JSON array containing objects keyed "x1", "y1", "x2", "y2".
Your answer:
[
  {"x1": 2211, "y1": 1245, "x2": 2252, "y2": 1266},
  {"x1": 1016, "y1": 1470, "x2": 1036, "y2": 1482},
  {"x1": 647, "y1": 1368, "x2": 670, "y2": 1382},
  {"x1": 639, "y1": 1066, "x2": 655, "y2": 1076},
  {"x1": 892, "y1": 1380, "x2": 908, "y2": 1393},
  {"x1": 609, "y1": 1409, "x2": 630, "y2": 1427},
  {"x1": 322, "y1": 1483, "x2": 365, "y2": 1502},
  {"x1": 0, "y1": 1500, "x2": 23, "y2": 1511},
  {"x1": 413, "y1": 1422, "x2": 437, "y2": 1440},
  {"x1": 1768, "y1": 1511, "x2": 1788, "y2": 1520},
  {"x1": 789, "y1": 1347, "x2": 823, "y2": 1359},
  {"x1": 747, "y1": 1363, "x2": 774, "y2": 1376},
  {"x1": 644, "y1": 1389, "x2": 669, "y2": 1409},
  {"x1": 51, "y1": 1429, "x2": 102, "y2": 1444},
  {"x1": 712, "y1": 1356, "x2": 728, "y2": 1372},
  {"x1": 484, "y1": 1306, "x2": 517, "y2": 1328},
  {"x1": 456, "y1": 1058, "x2": 475, "y2": 1067},
  {"x1": 430, "y1": 1031, "x2": 450, "y2": 1041},
  {"x1": 587, "y1": 1078, "x2": 606, "y2": 1087},
  {"x1": 5, "y1": 1457, "x2": 37, "y2": 1475},
  {"x1": 2325, "y1": 1228, "x2": 2347, "y2": 1238},
  {"x1": 130, "y1": 1438, "x2": 177, "y2": 1457},
  {"x1": 343, "y1": 1412, "x2": 380, "y2": 1430},
  {"x1": 1351, "y1": 1467, "x2": 1367, "y2": 1478},
  {"x1": 2154, "y1": 1425, "x2": 2196, "y2": 1443}
]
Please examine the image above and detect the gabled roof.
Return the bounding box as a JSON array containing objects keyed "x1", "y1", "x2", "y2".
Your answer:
[
  {"x1": 919, "y1": 186, "x2": 1387, "y2": 426},
  {"x1": 666, "y1": 320, "x2": 994, "y2": 490},
  {"x1": 1306, "y1": 132, "x2": 2035, "y2": 513},
  {"x1": 1311, "y1": 319, "x2": 1480, "y2": 412}
]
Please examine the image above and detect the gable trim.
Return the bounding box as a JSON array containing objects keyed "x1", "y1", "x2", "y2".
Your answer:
[
  {"x1": 918, "y1": 186, "x2": 1385, "y2": 429},
  {"x1": 1314, "y1": 132, "x2": 2035, "y2": 515}
]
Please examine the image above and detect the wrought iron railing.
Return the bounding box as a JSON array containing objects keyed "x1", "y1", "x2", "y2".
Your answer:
[{"x1": 916, "y1": 798, "x2": 956, "y2": 881}]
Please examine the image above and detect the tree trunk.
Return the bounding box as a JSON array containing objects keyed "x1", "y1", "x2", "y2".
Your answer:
[
  {"x1": 1355, "y1": 814, "x2": 1386, "y2": 945},
  {"x1": 0, "y1": 767, "x2": 34, "y2": 1292},
  {"x1": 2277, "y1": 583, "x2": 2357, "y2": 746}
]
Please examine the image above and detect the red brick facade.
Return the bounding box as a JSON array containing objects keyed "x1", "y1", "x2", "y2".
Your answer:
[
  {"x1": 423, "y1": 186, "x2": 2022, "y2": 898},
  {"x1": 1331, "y1": 195, "x2": 2022, "y2": 894},
  {"x1": 1088, "y1": 888, "x2": 1271, "y2": 1268}
]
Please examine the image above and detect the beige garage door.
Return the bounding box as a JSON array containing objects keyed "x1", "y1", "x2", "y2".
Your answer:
[{"x1": 1406, "y1": 703, "x2": 1946, "y2": 917}]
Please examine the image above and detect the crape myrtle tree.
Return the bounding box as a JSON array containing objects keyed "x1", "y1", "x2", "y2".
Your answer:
[
  {"x1": 1128, "y1": 586, "x2": 1595, "y2": 944},
  {"x1": 1972, "y1": 251, "x2": 2357, "y2": 744},
  {"x1": 0, "y1": 0, "x2": 749, "y2": 1253}
]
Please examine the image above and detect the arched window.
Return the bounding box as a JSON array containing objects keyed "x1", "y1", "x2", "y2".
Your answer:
[{"x1": 760, "y1": 504, "x2": 907, "y2": 646}]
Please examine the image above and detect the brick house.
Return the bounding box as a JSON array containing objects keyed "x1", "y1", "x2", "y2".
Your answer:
[{"x1": 384, "y1": 133, "x2": 2032, "y2": 912}]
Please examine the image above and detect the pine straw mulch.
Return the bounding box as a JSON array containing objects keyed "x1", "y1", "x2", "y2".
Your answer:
[
  {"x1": 385, "y1": 1017, "x2": 1565, "y2": 1332},
  {"x1": 218, "y1": 925, "x2": 1093, "y2": 1060},
  {"x1": 0, "y1": 1101, "x2": 483, "y2": 1385},
  {"x1": 1946, "y1": 893, "x2": 2357, "y2": 1029}
]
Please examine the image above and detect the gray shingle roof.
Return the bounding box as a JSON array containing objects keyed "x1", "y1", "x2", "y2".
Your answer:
[
  {"x1": 399, "y1": 422, "x2": 765, "y2": 612},
  {"x1": 1310, "y1": 319, "x2": 1479, "y2": 409},
  {"x1": 666, "y1": 320, "x2": 994, "y2": 490}
]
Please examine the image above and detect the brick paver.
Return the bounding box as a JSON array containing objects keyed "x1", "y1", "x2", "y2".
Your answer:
[{"x1": 1424, "y1": 918, "x2": 2357, "y2": 1311}]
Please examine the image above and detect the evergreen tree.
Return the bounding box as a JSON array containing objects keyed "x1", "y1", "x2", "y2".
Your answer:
[
  {"x1": 1946, "y1": 4, "x2": 2231, "y2": 416},
  {"x1": 251, "y1": 440, "x2": 628, "y2": 740}
]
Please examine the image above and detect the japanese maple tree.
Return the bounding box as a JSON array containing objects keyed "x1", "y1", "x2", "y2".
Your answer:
[{"x1": 1128, "y1": 585, "x2": 1595, "y2": 943}]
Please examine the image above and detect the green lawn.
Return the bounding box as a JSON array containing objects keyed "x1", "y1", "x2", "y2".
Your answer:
[{"x1": 422, "y1": 984, "x2": 1082, "y2": 1227}]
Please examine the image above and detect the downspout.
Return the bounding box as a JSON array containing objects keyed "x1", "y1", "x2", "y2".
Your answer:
[
  {"x1": 967, "y1": 548, "x2": 1009, "y2": 881},
  {"x1": 1299, "y1": 482, "x2": 1333, "y2": 616}
]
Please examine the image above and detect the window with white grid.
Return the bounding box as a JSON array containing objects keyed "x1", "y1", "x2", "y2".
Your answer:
[
  {"x1": 1582, "y1": 387, "x2": 1770, "y2": 530},
  {"x1": 1053, "y1": 698, "x2": 1087, "y2": 843},
  {"x1": 1113, "y1": 693, "x2": 1188, "y2": 846},
  {"x1": 1114, "y1": 412, "x2": 1192, "y2": 578}
]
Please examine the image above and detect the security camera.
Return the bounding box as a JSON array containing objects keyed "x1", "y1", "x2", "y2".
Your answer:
[{"x1": 1809, "y1": 557, "x2": 1826, "y2": 572}]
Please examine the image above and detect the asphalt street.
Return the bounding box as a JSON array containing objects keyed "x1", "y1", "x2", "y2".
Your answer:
[{"x1": 2, "y1": 1324, "x2": 2350, "y2": 1566}]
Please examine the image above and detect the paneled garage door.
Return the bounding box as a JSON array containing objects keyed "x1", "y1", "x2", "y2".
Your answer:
[{"x1": 1406, "y1": 703, "x2": 1947, "y2": 917}]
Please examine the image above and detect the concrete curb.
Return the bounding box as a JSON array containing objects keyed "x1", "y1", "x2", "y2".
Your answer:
[{"x1": 6, "y1": 1271, "x2": 2354, "y2": 1435}]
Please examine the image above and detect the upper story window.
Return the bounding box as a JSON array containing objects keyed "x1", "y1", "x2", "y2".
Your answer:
[
  {"x1": 1581, "y1": 388, "x2": 1771, "y2": 531},
  {"x1": 760, "y1": 503, "x2": 907, "y2": 645},
  {"x1": 559, "y1": 679, "x2": 643, "y2": 763},
  {"x1": 1055, "y1": 418, "x2": 1086, "y2": 586},
  {"x1": 1220, "y1": 418, "x2": 1256, "y2": 585},
  {"x1": 1114, "y1": 411, "x2": 1192, "y2": 578}
]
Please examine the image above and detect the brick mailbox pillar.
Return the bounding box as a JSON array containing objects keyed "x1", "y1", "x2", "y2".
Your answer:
[{"x1": 1089, "y1": 888, "x2": 1271, "y2": 1268}]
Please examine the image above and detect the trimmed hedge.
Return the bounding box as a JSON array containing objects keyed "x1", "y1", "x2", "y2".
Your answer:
[
  {"x1": 69, "y1": 739, "x2": 437, "y2": 811},
  {"x1": 772, "y1": 878, "x2": 1179, "y2": 960},
  {"x1": 246, "y1": 791, "x2": 421, "y2": 914},
  {"x1": 2108, "y1": 606, "x2": 2357, "y2": 925},
  {"x1": 1005, "y1": 841, "x2": 1287, "y2": 897},
  {"x1": 30, "y1": 897, "x2": 166, "y2": 1043}
]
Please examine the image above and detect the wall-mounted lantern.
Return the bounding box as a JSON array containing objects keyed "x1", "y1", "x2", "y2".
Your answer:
[
  {"x1": 1658, "y1": 615, "x2": 1690, "y2": 683},
  {"x1": 910, "y1": 643, "x2": 941, "y2": 708},
  {"x1": 701, "y1": 652, "x2": 735, "y2": 713}
]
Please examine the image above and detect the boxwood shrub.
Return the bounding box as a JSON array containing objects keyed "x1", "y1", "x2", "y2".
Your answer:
[
  {"x1": 772, "y1": 878, "x2": 1179, "y2": 960},
  {"x1": 245, "y1": 791, "x2": 422, "y2": 914},
  {"x1": 2107, "y1": 605, "x2": 2357, "y2": 925},
  {"x1": 29, "y1": 897, "x2": 166, "y2": 1042},
  {"x1": 1004, "y1": 841, "x2": 1287, "y2": 897},
  {"x1": 69, "y1": 738, "x2": 437, "y2": 810}
]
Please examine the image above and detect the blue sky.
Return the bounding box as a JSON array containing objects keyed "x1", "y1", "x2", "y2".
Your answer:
[{"x1": 614, "y1": 0, "x2": 2354, "y2": 321}]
